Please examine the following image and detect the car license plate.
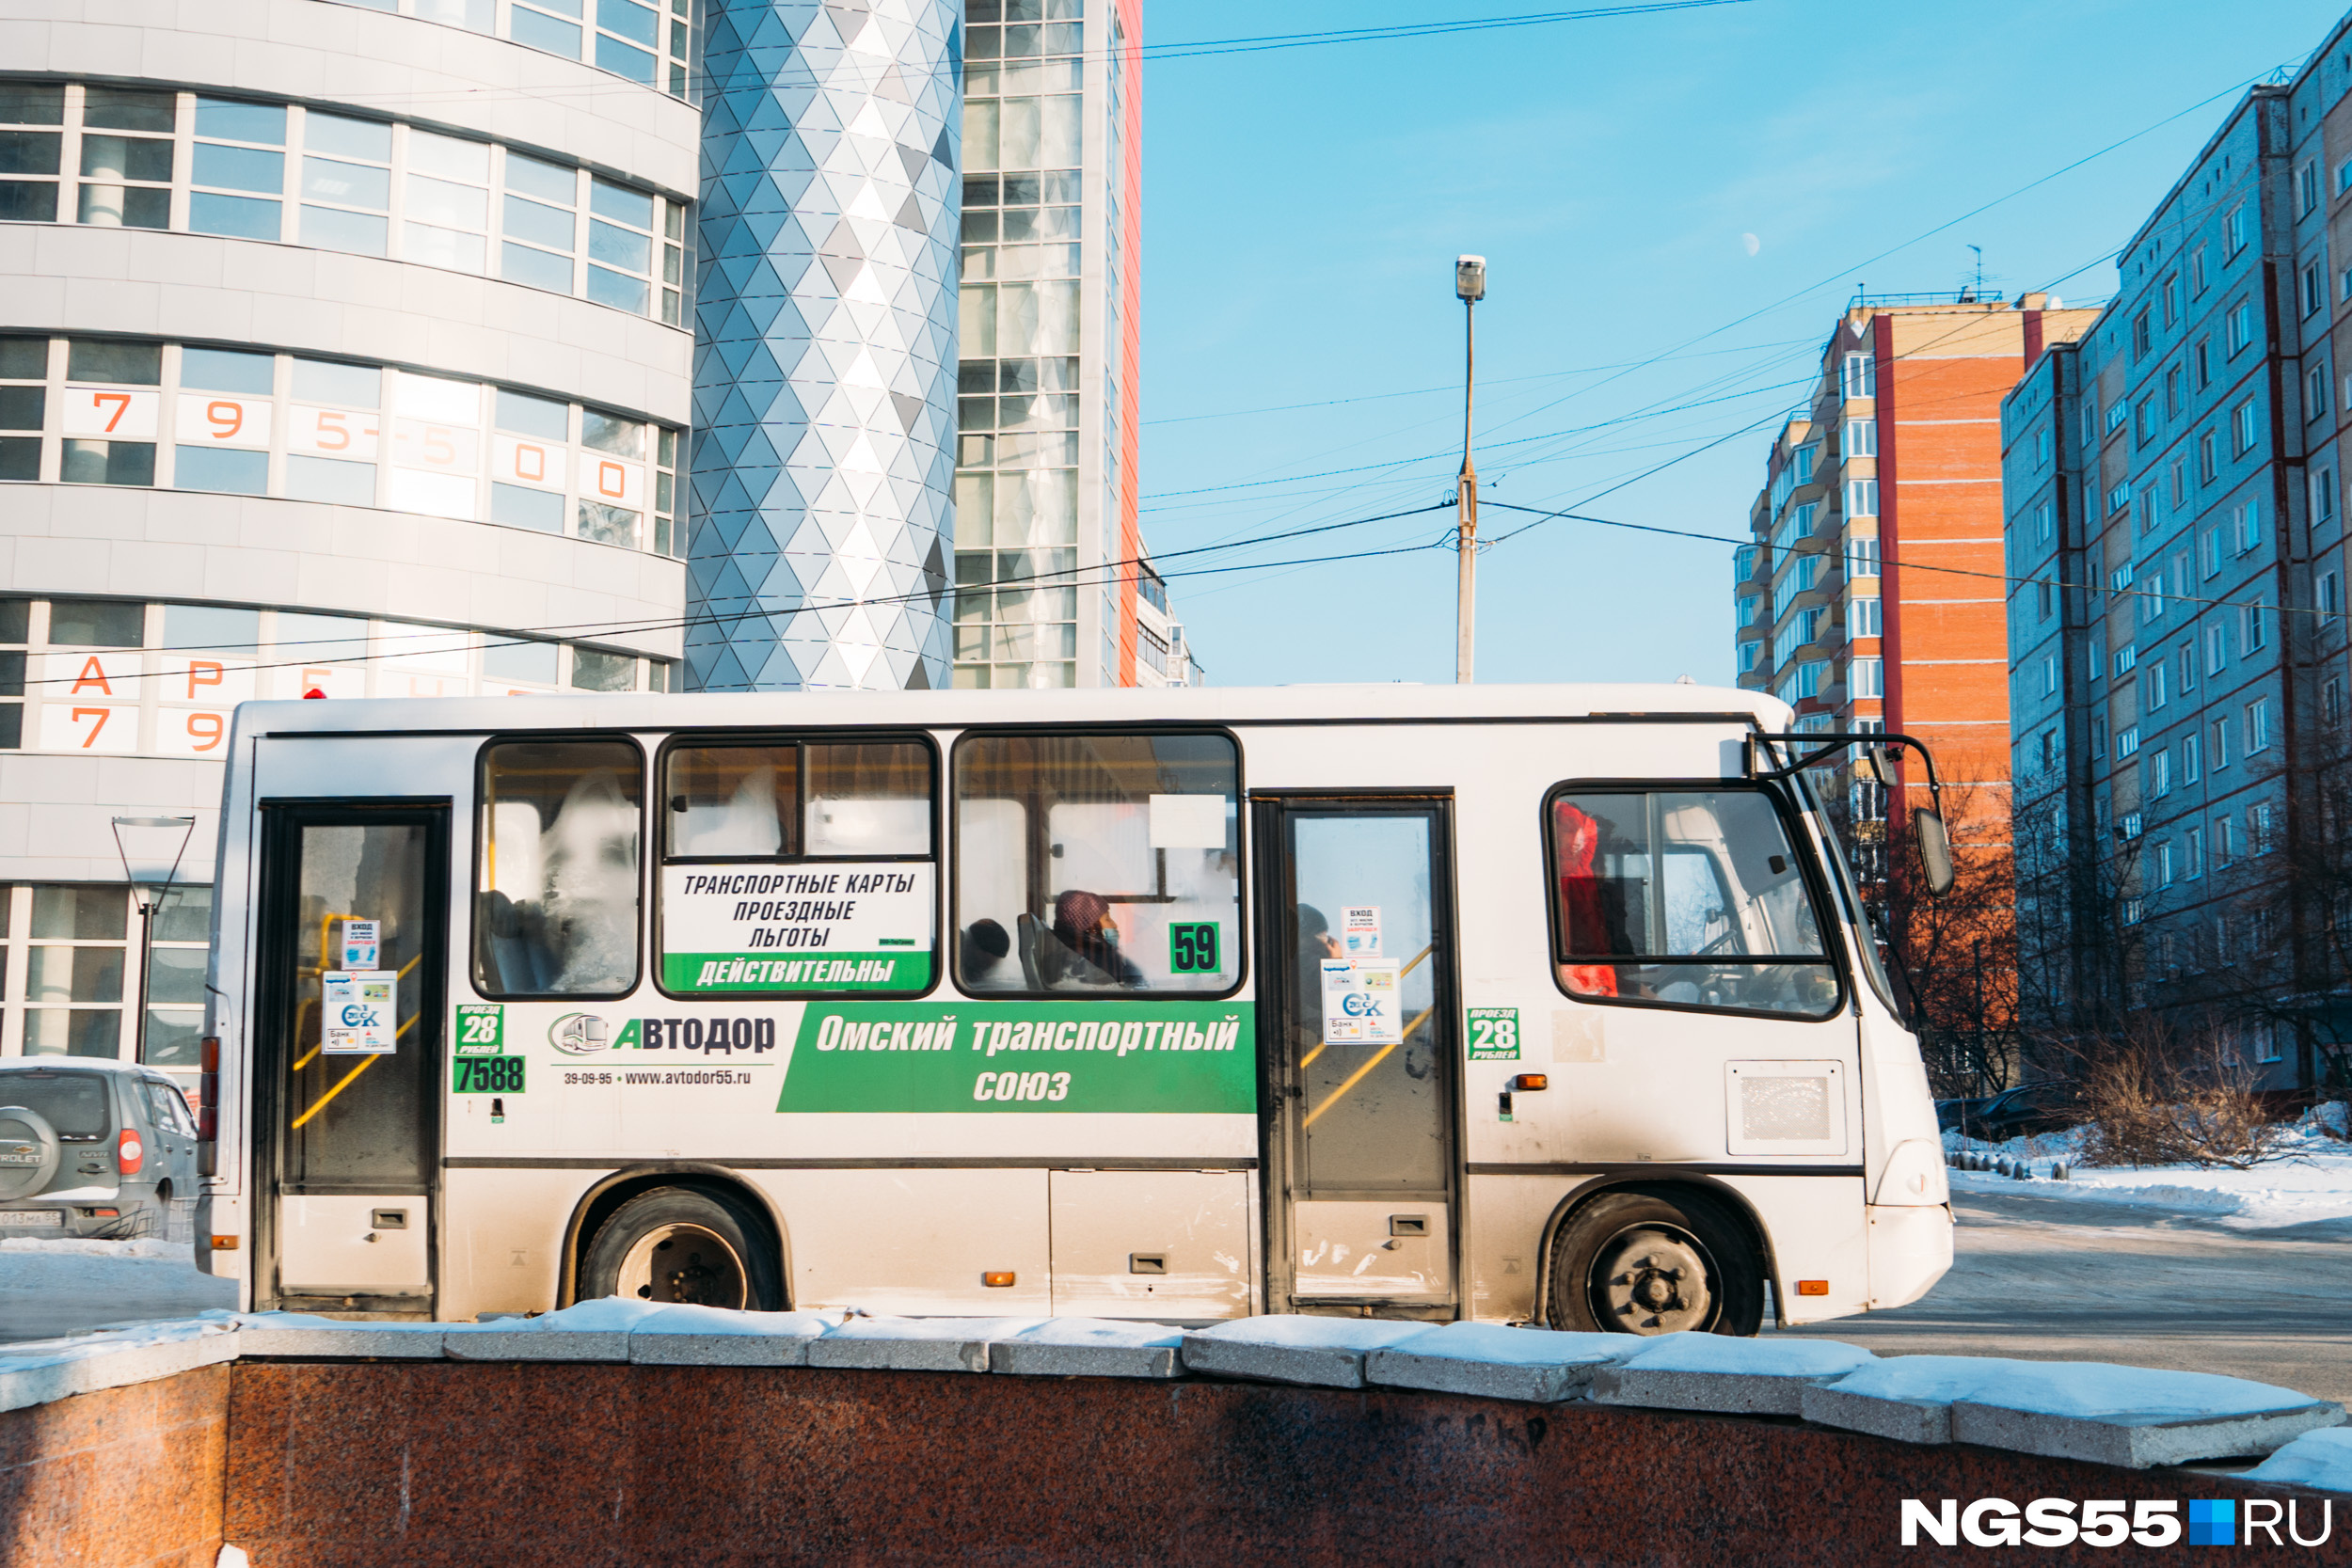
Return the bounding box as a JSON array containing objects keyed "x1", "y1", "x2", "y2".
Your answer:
[{"x1": 0, "y1": 1209, "x2": 64, "y2": 1227}]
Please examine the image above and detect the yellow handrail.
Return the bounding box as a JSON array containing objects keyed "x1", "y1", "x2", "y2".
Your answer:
[
  {"x1": 1301, "y1": 1003, "x2": 1436, "y2": 1127},
  {"x1": 288, "y1": 1008, "x2": 420, "y2": 1131}
]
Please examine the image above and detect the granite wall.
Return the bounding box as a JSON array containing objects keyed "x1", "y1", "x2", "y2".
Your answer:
[{"x1": 0, "y1": 1360, "x2": 2329, "y2": 1565}]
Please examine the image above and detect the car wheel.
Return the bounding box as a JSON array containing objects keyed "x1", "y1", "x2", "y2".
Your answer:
[
  {"x1": 1549, "y1": 1188, "x2": 1764, "y2": 1337},
  {"x1": 0, "y1": 1105, "x2": 60, "y2": 1202},
  {"x1": 579, "y1": 1187, "x2": 783, "y2": 1310}
]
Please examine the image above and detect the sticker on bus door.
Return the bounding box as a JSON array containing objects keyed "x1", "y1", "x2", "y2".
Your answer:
[
  {"x1": 660, "y1": 863, "x2": 933, "y2": 993},
  {"x1": 322, "y1": 971, "x2": 397, "y2": 1054}
]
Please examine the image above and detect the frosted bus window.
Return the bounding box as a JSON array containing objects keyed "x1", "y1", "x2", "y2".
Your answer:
[
  {"x1": 659, "y1": 738, "x2": 934, "y2": 996},
  {"x1": 474, "y1": 740, "x2": 641, "y2": 997},
  {"x1": 953, "y1": 731, "x2": 1240, "y2": 995},
  {"x1": 1547, "y1": 787, "x2": 1836, "y2": 1018}
]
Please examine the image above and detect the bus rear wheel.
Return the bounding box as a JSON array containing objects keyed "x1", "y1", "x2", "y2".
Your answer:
[
  {"x1": 1549, "y1": 1189, "x2": 1762, "y2": 1337},
  {"x1": 580, "y1": 1187, "x2": 783, "y2": 1310}
]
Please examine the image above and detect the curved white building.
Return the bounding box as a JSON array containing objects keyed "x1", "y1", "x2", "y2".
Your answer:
[{"x1": 0, "y1": 1, "x2": 692, "y2": 1085}]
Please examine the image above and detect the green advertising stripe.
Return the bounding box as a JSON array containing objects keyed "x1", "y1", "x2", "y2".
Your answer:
[
  {"x1": 663, "y1": 952, "x2": 934, "y2": 992},
  {"x1": 781, "y1": 1001, "x2": 1256, "y2": 1114}
]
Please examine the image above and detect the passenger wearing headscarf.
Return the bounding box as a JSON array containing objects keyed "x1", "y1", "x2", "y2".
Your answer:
[{"x1": 1053, "y1": 889, "x2": 1144, "y2": 986}]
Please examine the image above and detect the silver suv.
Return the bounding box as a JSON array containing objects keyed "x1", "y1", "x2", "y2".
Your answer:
[{"x1": 0, "y1": 1059, "x2": 201, "y2": 1241}]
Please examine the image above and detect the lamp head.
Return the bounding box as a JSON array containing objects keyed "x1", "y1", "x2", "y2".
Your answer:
[{"x1": 1455, "y1": 254, "x2": 1486, "y2": 302}]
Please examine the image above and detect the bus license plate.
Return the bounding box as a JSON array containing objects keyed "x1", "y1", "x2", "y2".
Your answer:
[
  {"x1": 0, "y1": 1210, "x2": 63, "y2": 1227},
  {"x1": 453, "y1": 1057, "x2": 526, "y2": 1094}
]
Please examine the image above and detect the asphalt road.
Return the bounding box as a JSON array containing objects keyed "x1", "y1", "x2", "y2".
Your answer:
[
  {"x1": 0, "y1": 1249, "x2": 236, "y2": 1345},
  {"x1": 1772, "y1": 1186, "x2": 2352, "y2": 1404}
]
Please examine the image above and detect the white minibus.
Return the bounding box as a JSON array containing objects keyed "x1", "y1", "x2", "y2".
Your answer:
[{"x1": 192, "y1": 682, "x2": 1954, "y2": 1333}]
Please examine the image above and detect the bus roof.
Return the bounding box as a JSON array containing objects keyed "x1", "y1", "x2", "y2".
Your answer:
[{"x1": 230, "y1": 682, "x2": 1791, "y2": 736}]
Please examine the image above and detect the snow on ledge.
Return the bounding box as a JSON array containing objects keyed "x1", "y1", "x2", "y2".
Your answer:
[{"x1": 3, "y1": 1307, "x2": 2344, "y2": 1478}]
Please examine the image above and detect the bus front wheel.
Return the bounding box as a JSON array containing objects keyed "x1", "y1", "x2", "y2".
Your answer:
[
  {"x1": 580, "y1": 1186, "x2": 784, "y2": 1310},
  {"x1": 1549, "y1": 1189, "x2": 1762, "y2": 1337}
]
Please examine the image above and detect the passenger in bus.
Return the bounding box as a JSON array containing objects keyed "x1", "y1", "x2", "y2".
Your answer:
[
  {"x1": 1551, "y1": 801, "x2": 1623, "y2": 999},
  {"x1": 1051, "y1": 889, "x2": 1144, "y2": 987},
  {"x1": 960, "y1": 918, "x2": 1013, "y2": 985}
]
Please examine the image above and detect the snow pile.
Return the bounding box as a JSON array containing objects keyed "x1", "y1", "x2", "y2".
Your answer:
[
  {"x1": 1616, "y1": 1332, "x2": 1872, "y2": 1378},
  {"x1": 2247, "y1": 1426, "x2": 2352, "y2": 1493},
  {"x1": 1945, "y1": 1111, "x2": 2352, "y2": 1227},
  {"x1": 1001, "y1": 1319, "x2": 1184, "y2": 1349},
  {"x1": 1185, "y1": 1315, "x2": 1434, "y2": 1353},
  {"x1": 1825, "y1": 1354, "x2": 2324, "y2": 1422}
]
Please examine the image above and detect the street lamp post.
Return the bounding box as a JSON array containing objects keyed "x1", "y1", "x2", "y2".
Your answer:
[
  {"x1": 111, "y1": 815, "x2": 198, "y2": 1064},
  {"x1": 1454, "y1": 254, "x2": 1486, "y2": 685}
]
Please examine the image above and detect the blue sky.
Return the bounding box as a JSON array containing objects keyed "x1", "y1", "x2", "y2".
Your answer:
[{"x1": 1136, "y1": 0, "x2": 2346, "y2": 688}]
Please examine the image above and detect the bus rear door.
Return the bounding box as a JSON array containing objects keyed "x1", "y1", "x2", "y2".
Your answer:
[
  {"x1": 252, "y1": 802, "x2": 449, "y2": 1314},
  {"x1": 1255, "y1": 794, "x2": 1461, "y2": 1316}
]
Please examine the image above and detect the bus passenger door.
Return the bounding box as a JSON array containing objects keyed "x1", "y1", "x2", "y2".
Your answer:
[
  {"x1": 254, "y1": 804, "x2": 448, "y2": 1314},
  {"x1": 1256, "y1": 797, "x2": 1460, "y2": 1315}
]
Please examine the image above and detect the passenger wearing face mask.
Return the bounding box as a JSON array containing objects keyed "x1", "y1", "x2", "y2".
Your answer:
[{"x1": 1052, "y1": 889, "x2": 1145, "y2": 987}]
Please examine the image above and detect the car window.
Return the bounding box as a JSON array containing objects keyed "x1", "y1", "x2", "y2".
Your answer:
[
  {"x1": 0, "y1": 1069, "x2": 114, "y2": 1140},
  {"x1": 141, "y1": 1079, "x2": 195, "y2": 1136}
]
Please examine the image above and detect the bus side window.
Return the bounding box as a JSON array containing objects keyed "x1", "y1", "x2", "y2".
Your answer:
[
  {"x1": 1547, "y1": 787, "x2": 1836, "y2": 1018},
  {"x1": 657, "y1": 737, "x2": 935, "y2": 998},
  {"x1": 475, "y1": 740, "x2": 643, "y2": 997},
  {"x1": 953, "y1": 731, "x2": 1240, "y2": 995}
]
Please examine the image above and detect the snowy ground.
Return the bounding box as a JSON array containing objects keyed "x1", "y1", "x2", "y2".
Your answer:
[
  {"x1": 0, "y1": 1236, "x2": 236, "y2": 1343},
  {"x1": 1944, "y1": 1101, "x2": 2352, "y2": 1228}
]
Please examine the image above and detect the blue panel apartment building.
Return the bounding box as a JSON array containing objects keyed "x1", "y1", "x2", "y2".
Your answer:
[{"x1": 2003, "y1": 19, "x2": 2352, "y2": 1087}]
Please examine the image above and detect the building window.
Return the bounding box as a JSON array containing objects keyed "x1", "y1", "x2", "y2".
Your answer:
[
  {"x1": 324, "y1": 0, "x2": 693, "y2": 99},
  {"x1": 2150, "y1": 747, "x2": 2172, "y2": 798},
  {"x1": 2328, "y1": 675, "x2": 2345, "y2": 721},
  {"x1": 2212, "y1": 715, "x2": 2232, "y2": 769},
  {"x1": 2243, "y1": 594, "x2": 2268, "y2": 652},
  {"x1": 2225, "y1": 202, "x2": 2249, "y2": 257},
  {"x1": 2132, "y1": 309, "x2": 2152, "y2": 361},
  {"x1": 1845, "y1": 479, "x2": 1878, "y2": 517},
  {"x1": 2299, "y1": 159, "x2": 2322, "y2": 215},
  {"x1": 2316, "y1": 467, "x2": 2339, "y2": 526},
  {"x1": 2035, "y1": 500, "x2": 2055, "y2": 543},
  {"x1": 2186, "y1": 824, "x2": 2204, "y2": 879},
  {"x1": 2116, "y1": 724, "x2": 2140, "y2": 758},
  {"x1": 1845, "y1": 536, "x2": 1879, "y2": 578},
  {"x1": 2135, "y1": 398, "x2": 2154, "y2": 446},
  {"x1": 2247, "y1": 698, "x2": 2271, "y2": 753},
  {"x1": 2235, "y1": 499, "x2": 2262, "y2": 554},
  {"x1": 2305, "y1": 261, "x2": 2328, "y2": 318},
  {"x1": 2217, "y1": 813, "x2": 2236, "y2": 863},
  {"x1": 2226, "y1": 300, "x2": 2254, "y2": 356},
  {"x1": 8, "y1": 82, "x2": 685, "y2": 321},
  {"x1": 2180, "y1": 642, "x2": 2197, "y2": 693},
  {"x1": 2156, "y1": 839, "x2": 2175, "y2": 886},
  {"x1": 1841, "y1": 353, "x2": 1875, "y2": 400},
  {"x1": 2231, "y1": 398, "x2": 2259, "y2": 453},
  {"x1": 2182, "y1": 731, "x2": 2201, "y2": 784},
  {"x1": 2323, "y1": 570, "x2": 2343, "y2": 617},
  {"x1": 2108, "y1": 481, "x2": 2132, "y2": 515},
  {"x1": 2206, "y1": 623, "x2": 2229, "y2": 674},
  {"x1": 2251, "y1": 800, "x2": 2274, "y2": 854},
  {"x1": 1847, "y1": 596, "x2": 1881, "y2": 639},
  {"x1": 0, "y1": 335, "x2": 680, "y2": 555},
  {"x1": 1850, "y1": 657, "x2": 1883, "y2": 698},
  {"x1": 2190, "y1": 245, "x2": 2209, "y2": 294},
  {"x1": 1843, "y1": 417, "x2": 1876, "y2": 456}
]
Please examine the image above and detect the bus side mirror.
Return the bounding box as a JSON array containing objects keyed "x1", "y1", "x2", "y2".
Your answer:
[
  {"x1": 1858, "y1": 746, "x2": 1894, "y2": 786},
  {"x1": 1914, "y1": 807, "x2": 1955, "y2": 896}
]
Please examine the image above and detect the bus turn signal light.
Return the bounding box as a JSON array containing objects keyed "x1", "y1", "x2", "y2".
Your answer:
[
  {"x1": 211, "y1": 1236, "x2": 240, "y2": 1251},
  {"x1": 1795, "y1": 1279, "x2": 1829, "y2": 1296},
  {"x1": 1510, "y1": 1074, "x2": 1549, "y2": 1092},
  {"x1": 982, "y1": 1272, "x2": 1016, "y2": 1288}
]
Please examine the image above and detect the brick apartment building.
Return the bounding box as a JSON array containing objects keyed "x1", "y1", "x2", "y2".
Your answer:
[
  {"x1": 1737, "y1": 297, "x2": 2097, "y2": 863},
  {"x1": 2002, "y1": 10, "x2": 2352, "y2": 1086}
]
